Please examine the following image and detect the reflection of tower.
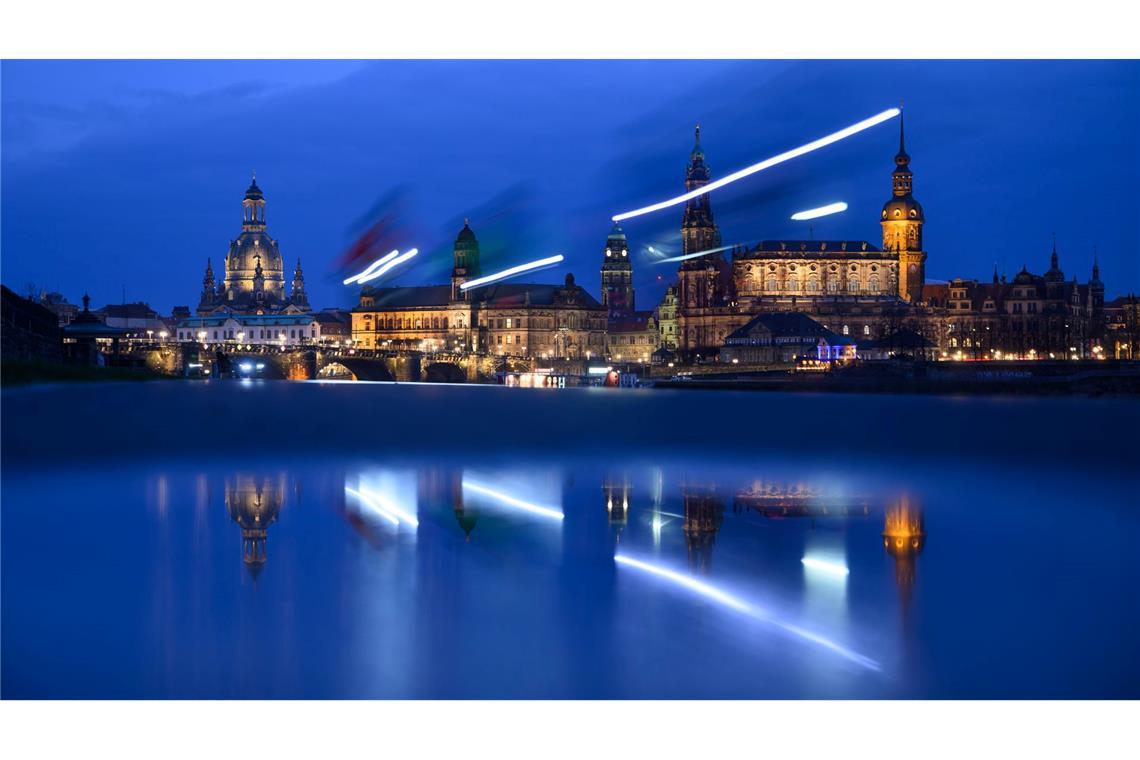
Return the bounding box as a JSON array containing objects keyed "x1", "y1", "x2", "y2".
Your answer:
[
  {"x1": 883, "y1": 495, "x2": 926, "y2": 613},
  {"x1": 682, "y1": 485, "x2": 724, "y2": 574},
  {"x1": 226, "y1": 475, "x2": 285, "y2": 578},
  {"x1": 603, "y1": 476, "x2": 630, "y2": 526},
  {"x1": 452, "y1": 471, "x2": 478, "y2": 541}
]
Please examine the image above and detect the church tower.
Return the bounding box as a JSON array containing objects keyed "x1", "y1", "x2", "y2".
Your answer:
[
  {"x1": 677, "y1": 125, "x2": 728, "y2": 313},
  {"x1": 680, "y1": 125, "x2": 722, "y2": 256},
  {"x1": 198, "y1": 258, "x2": 218, "y2": 313},
  {"x1": 290, "y1": 259, "x2": 309, "y2": 309},
  {"x1": 600, "y1": 222, "x2": 634, "y2": 315},
  {"x1": 451, "y1": 220, "x2": 480, "y2": 301},
  {"x1": 221, "y1": 174, "x2": 286, "y2": 312},
  {"x1": 880, "y1": 111, "x2": 926, "y2": 302}
]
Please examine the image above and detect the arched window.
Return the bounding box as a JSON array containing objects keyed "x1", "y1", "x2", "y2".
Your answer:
[
  {"x1": 827, "y1": 279, "x2": 839, "y2": 293},
  {"x1": 766, "y1": 277, "x2": 778, "y2": 292},
  {"x1": 863, "y1": 324, "x2": 871, "y2": 336},
  {"x1": 847, "y1": 279, "x2": 859, "y2": 293},
  {"x1": 787, "y1": 277, "x2": 799, "y2": 292},
  {"x1": 868, "y1": 275, "x2": 880, "y2": 294},
  {"x1": 842, "y1": 325, "x2": 850, "y2": 336},
  {"x1": 807, "y1": 276, "x2": 820, "y2": 292}
]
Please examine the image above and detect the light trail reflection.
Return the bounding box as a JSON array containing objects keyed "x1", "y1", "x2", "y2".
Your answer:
[
  {"x1": 612, "y1": 107, "x2": 900, "y2": 222},
  {"x1": 345, "y1": 486, "x2": 399, "y2": 526},
  {"x1": 461, "y1": 480, "x2": 564, "y2": 521},
  {"x1": 615, "y1": 553, "x2": 880, "y2": 671}
]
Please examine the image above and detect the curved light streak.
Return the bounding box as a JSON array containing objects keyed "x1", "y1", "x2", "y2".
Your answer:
[
  {"x1": 612, "y1": 108, "x2": 900, "y2": 222},
  {"x1": 460, "y1": 254, "x2": 564, "y2": 291},
  {"x1": 345, "y1": 487, "x2": 399, "y2": 526},
  {"x1": 356, "y1": 248, "x2": 418, "y2": 284},
  {"x1": 615, "y1": 553, "x2": 879, "y2": 671},
  {"x1": 790, "y1": 202, "x2": 848, "y2": 221},
  {"x1": 358, "y1": 485, "x2": 419, "y2": 528},
  {"x1": 652, "y1": 244, "x2": 737, "y2": 265},
  {"x1": 343, "y1": 249, "x2": 399, "y2": 285},
  {"x1": 462, "y1": 480, "x2": 564, "y2": 521}
]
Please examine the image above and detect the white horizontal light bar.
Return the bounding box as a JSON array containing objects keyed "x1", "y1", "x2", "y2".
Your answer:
[
  {"x1": 460, "y1": 254, "x2": 564, "y2": 291},
  {"x1": 616, "y1": 553, "x2": 878, "y2": 671},
  {"x1": 801, "y1": 556, "x2": 850, "y2": 578},
  {"x1": 613, "y1": 108, "x2": 900, "y2": 222},
  {"x1": 587, "y1": 366, "x2": 614, "y2": 375},
  {"x1": 791, "y1": 202, "x2": 848, "y2": 221},
  {"x1": 462, "y1": 481, "x2": 564, "y2": 521},
  {"x1": 356, "y1": 249, "x2": 418, "y2": 284},
  {"x1": 653, "y1": 244, "x2": 737, "y2": 264},
  {"x1": 345, "y1": 487, "x2": 399, "y2": 526},
  {"x1": 358, "y1": 486, "x2": 419, "y2": 528},
  {"x1": 343, "y1": 249, "x2": 399, "y2": 285}
]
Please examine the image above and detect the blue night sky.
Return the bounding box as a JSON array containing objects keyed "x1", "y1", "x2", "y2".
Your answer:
[{"x1": 2, "y1": 60, "x2": 1137, "y2": 313}]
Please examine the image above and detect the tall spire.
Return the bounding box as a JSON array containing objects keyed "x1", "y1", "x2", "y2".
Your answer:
[
  {"x1": 693, "y1": 123, "x2": 702, "y2": 156},
  {"x1": 1051, "y1": 232, "x2": 1059, "y2": 271},
  {"x1": 895, "y1": 102, "x2": 910, "y2": 167},
  {"x1": 1092, "y1": 245, "x2": 1101, "y2": 281}
]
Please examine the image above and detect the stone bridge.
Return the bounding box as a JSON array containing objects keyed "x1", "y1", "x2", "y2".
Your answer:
[{"x1": 130, "y1": 343, "x2": 534, "y2": 383}]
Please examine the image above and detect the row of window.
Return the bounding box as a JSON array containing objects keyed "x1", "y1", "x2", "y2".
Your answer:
[
  {"x1": 747, "y1": 277, "x2": 885, "y2": 294},
  {"x1": 176, "y1": 327, "x2": 317, "y2": 341}
]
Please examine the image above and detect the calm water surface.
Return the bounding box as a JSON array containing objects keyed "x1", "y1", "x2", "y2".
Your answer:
[{"x1": 2, "y1": 385, "x2": 1138, "y2": 698}]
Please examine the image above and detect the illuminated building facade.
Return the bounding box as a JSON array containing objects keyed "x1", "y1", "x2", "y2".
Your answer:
[
  {"x1": 664, "y1": 116, "x2": 1109, "y2": 361},
  {"x1": 196, "y1": 176, "x2": 310, "y2": 317},
  {"x1": 351, "y1": 222, "x2": 607, "y2": 358}
]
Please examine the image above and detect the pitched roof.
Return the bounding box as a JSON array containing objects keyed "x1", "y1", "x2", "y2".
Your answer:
[{"x1": 725, "y1": 312, "x2": 853, "y2": 345}]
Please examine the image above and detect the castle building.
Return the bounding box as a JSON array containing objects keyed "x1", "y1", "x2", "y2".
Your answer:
[
  {"x1": 659, "y1": 115, "x2": 1108, "y2": 361},
  {"x1": 351, "y1": 221, "x2": 607, "y2": 359},
  {"x1": 196, "y1": 176, "x2": 310, "y2": 316}
]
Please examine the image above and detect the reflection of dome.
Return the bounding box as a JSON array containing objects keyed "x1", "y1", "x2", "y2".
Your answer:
[{"x1": 226, "y1": 475, "x2": 284, "y2": 577}]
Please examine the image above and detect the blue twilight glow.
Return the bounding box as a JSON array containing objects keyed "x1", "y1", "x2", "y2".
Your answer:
[
  {"x1": 342, "y1": 249, "x2": 399, "y2": 285},
  {"x1": 615, "y1": 553, "x2": 880, "y2": 671},
  {"x1": 613, "y1": 108, "x2": 900, "y2": 222},
  {"x1": 460, "y1": 254, "x2": 565, "y2": 291},
  {"x1": 461, "y1": 480, "x2": 564, "y2": 521},
  {"x1": 344, "y1": 486, "x2": 399, "y2": 526},
  {"x1": 790, "y1": 201, "x2": 849, "y2": 221},
  {"x1": 355, "y1": 249, "x2": 418, "y2": 285}
]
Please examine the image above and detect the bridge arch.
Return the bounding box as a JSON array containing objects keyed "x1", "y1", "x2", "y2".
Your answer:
[{"x1": 424, "y1": 362, "x2": 466, "y2": 384}]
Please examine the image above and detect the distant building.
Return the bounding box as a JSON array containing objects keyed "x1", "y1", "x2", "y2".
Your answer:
[
  {"x1": 2, "y1": 285, "x2": 62, "y2": 364},
  {"x1": 37, "y1": 291, "x2": 79, "y2": 327},
  {"x1": 720, "y1": 312, "x2": 855, "y2": 364},
  {"x1": 313, "y1": 309, "x2": 352, "y2": 344},
  {"x1": 351, "y1": 221, "x2": 607, "y2": 359},
  {"x1": 174, "y1": 313, "x2": 322, "y2": 347},
  {"x1": 196, "y1": 176, "x2": 310, "y2": 316}
]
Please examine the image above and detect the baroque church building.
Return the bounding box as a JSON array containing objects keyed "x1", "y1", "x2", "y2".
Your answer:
[{"x1": 197, "y1": 176, "x2": 310, "y2": 316}]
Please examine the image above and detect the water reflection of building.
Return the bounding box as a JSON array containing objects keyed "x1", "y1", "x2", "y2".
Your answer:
[
  {"x1": 733, "y1": 480, "x2": 872, "y2": 519},
  {"x1": 682, "y1": 485, "x2": 724, "y2": 574},
  {"x1": 452, "y1": 474, "x2": 478, "y2": 541},
  {"x1": 883, "y1": 495, "x2": 925, "y2": 610},
  {"x1": 226, "y1": 475, "x2": 285, "y2": 577},
  {"x1": 603, "y1": 476, "x2": 630, "y2": 526}
]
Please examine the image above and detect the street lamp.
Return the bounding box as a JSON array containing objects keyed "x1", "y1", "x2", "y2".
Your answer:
[
  {"x1": 158, "y1": 330, "x2": 168, "y2": 343},
  {"x1": 197, "y1": 330, "x2": 207, "y2": 344},
  {"x1": 147, "y1": 329, "x2": 154, "y2": 343}
]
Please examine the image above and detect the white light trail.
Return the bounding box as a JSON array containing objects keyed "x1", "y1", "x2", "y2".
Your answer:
[
  {"x1": 459, "y1": 254, "x2": 564, "y2": 291},
  {"x1": 613, "y1": 108, "x2": 900, "y2": 222},
  {"x1": 615, "y1": 554, "x2": 751, "y2": 612},
  {"x1": 462, "y1": 481, "x2": 564, "y2": 521},
  {"x1": 358, "y1": 486, "x2": 419, "y2": 528},
  {"x1": 343, "y1": 249, "x2": 399, "y2": 285},
  {"x1": 615, "y1": 553, "x2": 879, "y2": 671},
  {"x1": 652, "y1": 244, "x2": 737, "y2": 265},
  {"x1": 345, "y1": 487, "x2": 399, "y2": 526},
  {"x1": 356, "y1": 249, "x2": 418, "y2": 284},
  {"x1": 791, "y1": 202, "x2": 848, "y2": 221},
  {"x1": 801, "y1": 556, "x2": 851, "y2": 578}
]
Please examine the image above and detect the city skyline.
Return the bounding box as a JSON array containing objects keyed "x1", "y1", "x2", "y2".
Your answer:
[{"x1": 3, "y1": 60, "x2": 1138, "y2": 315}]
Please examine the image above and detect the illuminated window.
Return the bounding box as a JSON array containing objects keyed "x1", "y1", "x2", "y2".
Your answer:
[
  {"x1": 842, "y1": 325, "x2": 850, "y2": 335},
  {"x1": 863, "y1": 325, "x2": 871, "y2": 336}
]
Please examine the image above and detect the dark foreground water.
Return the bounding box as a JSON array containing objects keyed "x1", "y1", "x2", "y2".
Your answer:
[{"x1": 2, "y1": 382, "x2": 1138, "y2": 698}]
